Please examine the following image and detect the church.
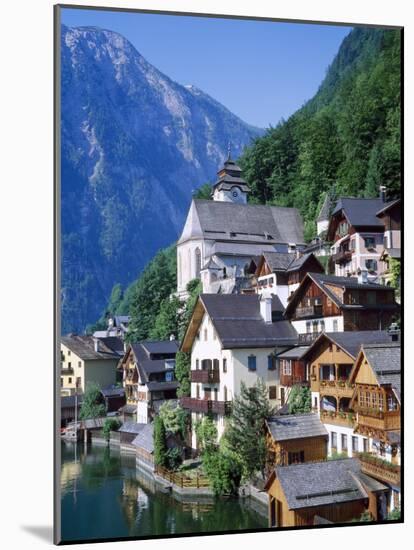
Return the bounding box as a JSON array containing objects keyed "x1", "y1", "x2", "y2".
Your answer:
[{"x1": 176, "y1": 155, "x2": 306, "y2": 299}]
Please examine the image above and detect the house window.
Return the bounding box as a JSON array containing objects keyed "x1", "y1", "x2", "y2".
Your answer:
[
  {"x1": 60, "y1": 378, "x2": 63, "y2": 387},
  {"x1": 268, "y1": 355, "x2": 276, "y2": 371},
  {"x1": 282, "y1": 360, "x2": 292, "y2": 376},
  {"x1": 341, "y1": 434, "x2": 348, "y2": 451},
  {"x1": 67, "y1": 350, "x2": 71, "y2": 356},
  {"x1": 165, "y1": 371, "x2": 173, "y2": 382},
  {"x1": 248, "y1": 355, "x2": 257, "y2": 371},
  {"x1": 196, "y1": 359, "x2": 199, "y2": 370},
  {"x1": 364, "y1": 237, "x2": 376, "y2": 249},
  {"x1": 222, "y1": 358, "x2": 227, "y2": 373},
  {"x1": 320, "y1": 320, "x2": 325, "y2": 332},
  {"x1": 350, "y1": 239, "x2": 355, "y2": 251},
  {"x1": 306, "y1": 321, "x2": 311, "y2": 333},
  {"x1": 196, "y1": 385, "x2": 200, "y2": 399},
  {"x1": 213, "y1": 330, "x2": 217, "y2": 340},
  {"x1": 68, "y1": 377, "x2": 72, "y2": 384},
  {"x1": 288, "y1": 451, "x2": 304, "y2": 465},
  {"x1": 312, "y1": 321, "x2": 318, "y2": 333},
  {"x1": 387, "y1": 395, "x2": 397, "y2": 411},
  {"x1": 363, "y1": 438, "x2": 369, "y2": 453},
  {"x1": 352, "y1": 436, "x2": 359, "y2": 453},
  {"x1": 365, "y1": 259, "x2": 378, "y2": 272},
  {"x1": 269, "y1": 386, "x2": 277, "y2": 400},
  {"x1": 214, "y1": 388, "x2": 218, "y2": 401},
  {"x1": 78, "y1": 361, "x2": 81, "y2": 368},
  {"x1": 76, "y1": 377, "x2": 81, "y2": 389},
  {"x1": 68, "y1": 362, "x2": 71, "y2": 369},
  {"x1": 213, "y1": 359, "x2": 219, "y2": 372},
  {"x1": 224, "y1": 386, "x2": 228, "y2": 401},
  {"x1": 378, "y1": 393, "x2": 384, "y2": 411},
  {"x1": 331, "y1": 432, "x2": 337, "y2": 450},
  {"x1": 204, "y1": 329, "x2": 208, "y2": 341},
  {"x1": 366, "y1": 291, "x2": 377, "y2": 305},
  {"x1": 333, "y1": 319, "x2": 338, "y2": 332}
]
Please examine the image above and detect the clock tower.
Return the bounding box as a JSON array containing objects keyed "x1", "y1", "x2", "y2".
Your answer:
[{"x1": 211, "y1": 153, "x2": 250, "y2": 204}]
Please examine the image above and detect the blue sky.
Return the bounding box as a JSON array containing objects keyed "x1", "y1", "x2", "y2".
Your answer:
[{"x1": 61, "y1": 8, "x2": 352, "y2": 128}]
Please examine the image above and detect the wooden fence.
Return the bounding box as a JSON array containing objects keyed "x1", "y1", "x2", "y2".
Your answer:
[{"x1": 155, "y1": 465, "x2": 210, "y2": 489}]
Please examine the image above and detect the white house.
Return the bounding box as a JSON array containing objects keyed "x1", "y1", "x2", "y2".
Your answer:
[{"x1": 180, "y1": 293, "x2": 298, "y2": 449}]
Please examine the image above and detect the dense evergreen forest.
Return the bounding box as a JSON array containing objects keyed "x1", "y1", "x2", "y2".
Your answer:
[{"x1": 87, "y1": 27, "x2": 401, "y2": 339}]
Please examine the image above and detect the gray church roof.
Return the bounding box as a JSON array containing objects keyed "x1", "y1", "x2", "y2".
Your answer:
[
  {"x1": 188, "y1": 199, "x2": 305, "y2": 245},
  {"x1": 317, "y1": 194, "x2": 332, "y2": 222},
  {"x1": 267, "y1": 413, "x2": 328, "y2": 442}
]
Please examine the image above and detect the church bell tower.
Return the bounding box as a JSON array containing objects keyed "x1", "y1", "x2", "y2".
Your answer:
[{"x1": 211, "y1": 146, "x2": 250, "y2": 204}]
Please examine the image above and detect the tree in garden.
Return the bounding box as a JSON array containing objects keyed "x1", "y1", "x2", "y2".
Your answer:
[
  {"x1": 158, "y1": 401, "x2": 188, "y2": 439},
  {"x1": 102, "y1": 418, "x2": 121, "y2": 442},
  {"x1": 287, "y1": 385, "x2": 311, "y2": 414},
  {"x1": 149, "y1": 294, "x2": 183, "y2": 341},
  {"x1": 153, "y1": 416, "x2": 167, "y2": 468},
  {"x1": 175, "y1": 352, "x2": 191, "y2": 398},
  {"x1": 79, "y1": 382, "x2": 106, "y2": 420},
  {"x1": 195, "y1": 416, "x2": 218, "y2": 453},
  {"x1": 225, "y1": 380, "x2": 275, "y2": 479}
]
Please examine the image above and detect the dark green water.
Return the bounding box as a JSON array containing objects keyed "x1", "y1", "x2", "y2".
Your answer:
[{"x1": 60, "y1": 442, "x2": 268, "y2": 542}]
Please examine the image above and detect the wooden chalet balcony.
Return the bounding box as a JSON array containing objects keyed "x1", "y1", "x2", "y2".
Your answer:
[
  {"x1": 180, "y1": 397, "x2": 211, "y2": 414},
  {"x1": 319, "y1": 380, "x2": 355, "y2": 398},
  {"x1": 211, "y1": 400, "x2": 232, "y2": 416},
  {"x1": 356, "y1": 409, "x2": 400, "y2": 432},
  {"x1": 295, "y1": 305, "x2": 323, "y2": 319},
  {"x1": 191, "y1": 369, "x2": 220, "y2": 384},
  {"x1": 359, "y1": 454, "x2": 400, "y2": 486},
  {"x1": 320, "y1": 409, "x2": 356, "y2": 428},
  {"x1": 61, "y1": 366, "x2": 74, "y2": 374},
  {"x1": 333, "y1": 249, "x2": 353, "y2": 264}
]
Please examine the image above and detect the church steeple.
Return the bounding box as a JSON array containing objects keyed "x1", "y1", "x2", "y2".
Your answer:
[{"x1": 211, "y1": 149, "x2": 250, "y2": 203}]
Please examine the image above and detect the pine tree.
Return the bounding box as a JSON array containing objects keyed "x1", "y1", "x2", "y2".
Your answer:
[
  {"x1": 288, "y1": 385, "x2": 311, "y2": 414},
  {"x1": 79, "y1": 382, "x2": 106, "y2": 420},
  {"x1": 153, "y1": 416, "x2": 167, "y2": 468}
]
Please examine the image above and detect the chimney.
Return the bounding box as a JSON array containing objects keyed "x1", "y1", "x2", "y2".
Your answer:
[
  {"x1": 93, "y1": 338, "x2": 100, "y2": 353},
  {"x1": 260, "y1": 292, "x2": 273, "y2": 324},
  {"x1": 379, "y1": 185, "x2": 387, "y2": 203},
  {"x1": 169, "y1": 334, "x2": 175, "y2": 341},
  {"x1": 357, "y1": 269, "x2": 368, "y2": 285}
]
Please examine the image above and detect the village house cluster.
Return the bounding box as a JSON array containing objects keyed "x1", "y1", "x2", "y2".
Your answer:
[{"x1": 60, "y1": 155, "x2": 401, "y2": 528}]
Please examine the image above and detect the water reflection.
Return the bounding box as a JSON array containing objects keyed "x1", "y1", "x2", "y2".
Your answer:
[{"x1": 60, "y1": 442, "x2": 267, "y2": 542}]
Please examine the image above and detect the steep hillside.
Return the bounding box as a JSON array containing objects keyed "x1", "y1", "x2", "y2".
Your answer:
[
  {"x1": 60, "y1": 25, "x2": 262, "y2": 333},
  {"x1": 239, "y1": 27, "x2": 401, "y2": 240}
]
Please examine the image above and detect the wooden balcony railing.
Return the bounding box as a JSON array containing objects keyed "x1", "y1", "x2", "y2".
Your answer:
[
  {"x1": 319, "y1": 380, "x2": 355, "y2": 398},
  {"x1": 180, "y1": 397, "x2": 211, "y2": 414},
  {"x1": 358, "y1": 454, "x2": 400, "y2": 486},
  {"x1": 320, "y1": 410, "x2": 356, "y2": 428},
  {"x1": 295, "y1": 305, "x2": 323, "y2": 319},
  {"x1": 191, "y1": 369, "x2": 220, "y2": 384},
  {"x1": 61, "y1": 367, "x2": 74, "y2": 375},
  {"x1": 333, "y1": 249, "x2": 353, "y2": 264},
  {"x1": 357, "y1": 410, "x2": 400, "y2": 431},
  {"x1": 211, "y1": 400, "x2": 232, "y2": 416}
]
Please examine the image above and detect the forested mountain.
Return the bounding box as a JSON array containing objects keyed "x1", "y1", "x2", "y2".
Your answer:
[
  {"x1": 86, "y1": 26, "x2": 401, "y2": 341},
  {"x1": 239, "y1": 27, "x2": 401, "y2": 240},
  {"x1": 61, "y1": 25, "x2": 262, "y2": 334}
]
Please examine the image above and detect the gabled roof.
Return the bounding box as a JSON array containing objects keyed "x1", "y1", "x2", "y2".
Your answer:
[
  {"x1": 317, "y1": 194, "x2": 332, "y2": 222},
  {"x1": 267, "y1": 413, "x2": 328, "y2": 442},
  {"x1": 119, "y1": 422, "x2": 146, "y2": 434},
  {"x1": 178, "y1": 199, "x2": 305, "y2": 246},
  {"x1": 353, "y1": 343, "x2": 401, "y2": 401},
  {"x1": 131, "y1": 422, "x2": 154, "y2": 453},
  {"x1": 181, "y1": 294, "x2": 298, "y2": 352},
  {"x1": 331, "y1": 197, "x2": 386, "y2": 227},
  {"x1": 61, "y1": 335, "x2": 119, "y2": 361},
  {"x1": 273, "y1": 458, "x2": 386, "y2": 510},
  {"x1": 97, "y1": 336, "x2": 125, "y2": 356},
  {"x1": 124, "y1": 340, "x2": 178, "y2": 385},
  {"x1": 61, "y1": 395, "x2": 83, "y2": 409},
  {"x1": 276, "y1": 346, "x2": 310, "y2": 359},
  {"x1": 140, "y1": 340, "x2": 179, "y2": 356},
  {"x1": 100, "y1": 385, "x2": 125, "y2": 398},
  {"x1": 256, "y1": 252, "x2": 324, "y2": 277},
  {"x1": 302, "y1": 331, "x2": 396, "y2": 362},
  {"x1": 376, "y1": 199, "x2": 401, "y2": 217},
  {"x1": 285, "y1": 272, "x2": 396, "y2": 317}
]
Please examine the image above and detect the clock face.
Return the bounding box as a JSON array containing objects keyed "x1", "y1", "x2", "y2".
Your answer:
[{"x1": 232, "y1": 189, "x2": 238, "y2": 198}]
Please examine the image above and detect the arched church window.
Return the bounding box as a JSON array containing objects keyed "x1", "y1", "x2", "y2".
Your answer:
[{"x1": 195, "y1": 247, "x2": 201, "y2": 278}]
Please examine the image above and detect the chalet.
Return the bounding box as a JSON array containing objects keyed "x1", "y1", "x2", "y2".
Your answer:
[
  {"x1": 265, "y1": 458, "x2": 389, "y2": 527},
  {"x1": 118, "y1": 422, "x2": 146, "y2": 451},
  {"x1": 284, "y1": 272, "x2": 398, "y2": 338},
  {"x1": 376, "y1": 199, "x2": 401, "y2": 287},
  {"x1": 276, "y1": 346, "x2": 309, "y2": 404},
  {"x1": 180, "y1": 293, "x2": 298, "y2": 449},
  {"x1": 118, "y1": 340, "x2": 179, "y2": 424},
  {"x1": 177, "y1": 156, "x2": 305, "y2": 299},
  {"x1": 302, "y1": 194, "x2": 332, "y2": 258},
  {"x1": 60, "y1": 335, "x2": 120, "y2": 396},
  {"x1": 93, "y1": 316, "x2": 131, "y2": 340},
  {"x1": 131, "y1": 422, "x2": 185, "y2": 472},
  {"x1": 327, "y1": 194, "x2": 399, "y2": 281},
  {"x1": 349, "y1": 342, "x2": 401, "y2": 510},
  {"x1": 265, "y1": 413, "x2": 328, "y2": 472},
  {"x1": 100, "y1": 385, "x2": 126, "y2": 413},
  {"x1": 302, "y1": 331, "x2": 397, "y2": 458},
  {"x1": 254, "y1": 252, "x2": 325, "y2": 305}
]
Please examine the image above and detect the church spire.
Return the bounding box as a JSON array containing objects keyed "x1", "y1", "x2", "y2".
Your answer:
[{"x1": 211, "y1": 150, "x2": 250, "y2": 204}]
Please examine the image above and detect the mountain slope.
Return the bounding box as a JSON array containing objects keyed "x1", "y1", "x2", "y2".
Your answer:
[
  {"x1": 60, "y1": 25, "x2": 262, "y2": 333},
  {"x1": 239, "y1": 27, "x2": 401, "y2": 240}
]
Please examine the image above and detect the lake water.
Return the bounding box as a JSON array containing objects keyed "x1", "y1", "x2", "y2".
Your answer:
[{"x1": 60, "y1": 441, "x2": 268, "y2": 542}]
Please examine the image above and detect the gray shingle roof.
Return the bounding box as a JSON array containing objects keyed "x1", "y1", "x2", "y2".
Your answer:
[
  {"x1": 61, "y1": 395, "x2": 83, "y2": 408},
  {"x1": 267, "y1": 413, "x2": 328, "y2": 442},
  {"x1": 193, "y1": 199, "x2": 305, "y2": 245},
  {"x1": 129, "y1": 340, "x2": 178, "y2": 384},
  {"x1": 146, "y1": 381, "x2": 179, "y2": 392},
  {"x1": 276, "y1": 458, "x2": 368, "y2": 510},
  {"x1": 200, "y1": 294, "x2": 298, "y2": 349},
  {"x1": 376, "y1": 199, "x2": 400, "y2": 217},
  {"x1": 131, "y1": 422, "x2": 154, "y2": 453},
  {"x1": 276, "y1": 346, "x2": 310, "y2": 359},
  {"x1": 332, "y1": 197, "x2": 386, "y2": 227},
  {"x1": 97, "y1": 337, "x2": 125, "y2": 356},
  {"x1": 119, "y1": 422, "x2": 146, "y2": 434},
  {"x1": 317, "y1": 194, "x2": 332, "y2": 222},
  {"x1": 363, "y1": 343, "x2": 401, "y2": 400},
  {"x1": 61, "y1": 335, "x2": 119, "y2": 361},
  {"x1": 321, "y1": 331, "x2": 397, "y2": 359},
  {"x1": 140, "y1": 340, "x2": 179, "y2": 356},
  {"x1": 100, "y1": 386, "x2": 125, "y2": 398},
  {"x1": 119, "y1": 404, "x2": 136, "y2": 414}
]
